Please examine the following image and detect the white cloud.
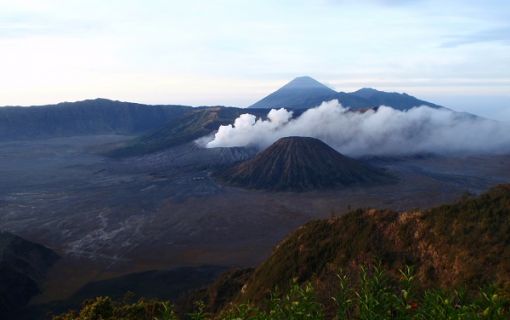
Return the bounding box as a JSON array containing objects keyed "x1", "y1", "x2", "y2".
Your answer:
[{"x1": 207, "y1": 100, "x2": 510, "y2": 156}]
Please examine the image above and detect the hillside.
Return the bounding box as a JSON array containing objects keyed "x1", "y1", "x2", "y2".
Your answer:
[
  {"x1": 0, "y1": 99, "x2": 190, "y2": 140},
  {"x1": 108, "y1": 107, "x2": 267, "y2": 158},
  {"x1": 49, "y1": 185, "x2": 510, "y2": 319},
  {"x1": 175, "y1": 268, "x2": 254, "y2": 316},
  {"x1": 0, "y1": 231, "x2": 59, "y2": 316},
  {"x1": 216, "y1": 136, "x2": 395, "y2": 191},
  {"x1": 239, "y1": 184, "x2": 510, "y2": 302}
]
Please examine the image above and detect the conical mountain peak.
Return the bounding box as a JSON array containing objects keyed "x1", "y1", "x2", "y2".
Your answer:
[
  {"x1": 249, "y1": 77, "x2": 337, "y2": 109},
  {"x1": 215, "y1": 136, "x2": 395, "y2": 191},
  {"x1": 282, "y1": 76, "x2": 333, "y2": 90}
]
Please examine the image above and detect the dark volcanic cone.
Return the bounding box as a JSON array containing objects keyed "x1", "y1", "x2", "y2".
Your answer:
[{"x1": 216, "y1": 136, "x2": 395, "y2": 191}]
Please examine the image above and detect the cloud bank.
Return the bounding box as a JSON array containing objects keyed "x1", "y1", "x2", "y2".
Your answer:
[{"x1": 205, "y1": 100, "x2": 510, "y2": 156}]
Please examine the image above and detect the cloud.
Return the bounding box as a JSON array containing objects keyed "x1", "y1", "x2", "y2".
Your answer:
[
  {"x1": 441, "y1": 26, "x2": 510, "y2": 48},
  {"x1": 206, "y1": 100, "x2": 510, "y2": 156},
  {"x1": 0, "y1": 13, "x2": 103, "y2": 38},
  {"x1": 323, "y1": 0, "x2": 421, "y2": 6}
]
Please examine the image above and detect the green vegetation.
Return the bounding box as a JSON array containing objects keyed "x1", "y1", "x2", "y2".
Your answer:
[
  {"x1": 51, "y1": 185, "x2": 510, "y2": 319},
  {"x1": 52, "y1": 265, "x2": 509, "y2": 319},
  {"x1": 241, "y1": 185, "x2": 510, "y2": 301},
  {"x1": 52, "y1": 297, "x2": 176, "y2": 320}
]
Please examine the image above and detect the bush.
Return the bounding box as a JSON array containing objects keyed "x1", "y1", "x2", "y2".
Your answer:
[{"x1": 53, "y1": 265, "x2": 509, "y2": 320}]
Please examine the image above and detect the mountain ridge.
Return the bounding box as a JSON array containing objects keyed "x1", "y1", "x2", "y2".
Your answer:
[
  {"x1": 249, "y1": 76, "x2": 443, "y2": 110},
  {"x1": 351, "y1": 87, "x2": 443, "y2": 110},
  {"x1": 235, "y1": 183, "x2": 510, "y2": 303},
  {"x1": 0, "y1": 79, "x2": 446, "y2": 143},
  {"x1": 0, "y1": 98, "x2": 191, "y2": 140}
]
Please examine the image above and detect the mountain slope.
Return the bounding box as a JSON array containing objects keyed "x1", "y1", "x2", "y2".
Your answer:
[
  {"x1": 216, "y1": 136, "x2": 395, "y2": 191},
  {"x1": 238, "y1": 184, "x2": 510, "y2": 302},
  {"x1": 249, "y1": 76, "x2": 339, "y2": 109},
  {"x1": 175, "y1": 268, "x2": 254, "y2": 316},
  {"x1": 351, "y1": 88, "x2": 443, "y2": 110},
  {"x1": 0, "y1": 99, "x2": 190, "y2": 140},
  {"x1": 108, "y1": 107, "x2": 266, "y2": 158},
  {"x1": 0, "y1": 232, "x2": 59, "y2": 316}
]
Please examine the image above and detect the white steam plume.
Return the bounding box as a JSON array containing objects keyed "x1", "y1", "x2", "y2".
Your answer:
[{"x1": 206, "y1": 100, "x2": 510, "y2": 156}]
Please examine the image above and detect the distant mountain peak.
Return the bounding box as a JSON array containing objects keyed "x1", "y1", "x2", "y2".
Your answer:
[
  {"x1": 352, "y1": 88, "x2": 381, "y2": 98},
  {"x1": 249, "y1": 76, "x2": 337, "y2": 109},
  {"x1": 249, "y1": 75, "x2": 444, "y2": 110},
  {"x1": 282, "y1": 76, "x2": 333, "y2": 90}
]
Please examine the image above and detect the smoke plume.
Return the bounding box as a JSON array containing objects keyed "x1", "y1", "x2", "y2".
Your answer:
[{"x1": 205, "y1": 100, "x2": 510, "y2": 156}]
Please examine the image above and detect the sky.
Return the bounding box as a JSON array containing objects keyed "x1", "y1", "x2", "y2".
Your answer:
[{"x1": 0, "y1": 0, "x2": 509, "y2": 120}]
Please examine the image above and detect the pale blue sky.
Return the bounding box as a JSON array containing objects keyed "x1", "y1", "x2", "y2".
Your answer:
[{"x1": 0, "y1": 0, "x2": 509, "y2": 120}]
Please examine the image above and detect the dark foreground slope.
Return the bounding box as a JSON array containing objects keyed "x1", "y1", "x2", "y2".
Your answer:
[
  {"x1": 216, "y1": 136, "x2": 395, "y2": 191},
  {"x1": 239, "y1": 184, "x2": 510, "y2": 302},
  {"x1": 0, "y1": 232, "x2": 59, "y2": 316},
  {"x1": 26, "y1": 266, "x2": 227, "y2": 319}
]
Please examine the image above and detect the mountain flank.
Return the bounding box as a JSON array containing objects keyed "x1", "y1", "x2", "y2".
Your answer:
[
  {"x1": 216, "y1": 136, "x2": 395, "y2": 191},
  {"x1": 351, "y1": 87, "x2": 443, "y2": 110},
  {"x1": 0, "y1": 231, "x2": 59, "y2": 316},
  {"x1": 238, "y1": 184, "x2": 510, "y2": 303},
  {"x1": 249, "y1": 76, "x2": 339, "y2": 109},
  {"x1": 107, "y1": 107, "x2": 267, "y2": 158}
]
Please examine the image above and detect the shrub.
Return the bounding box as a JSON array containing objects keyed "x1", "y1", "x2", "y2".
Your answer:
[{"x1": 53, "y1": 265, "x2": 509, "y2": 320}]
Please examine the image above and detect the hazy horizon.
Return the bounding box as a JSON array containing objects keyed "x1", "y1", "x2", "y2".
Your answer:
[{"x1": 1, "y1": 0, "x2": 509, "y2": 120}]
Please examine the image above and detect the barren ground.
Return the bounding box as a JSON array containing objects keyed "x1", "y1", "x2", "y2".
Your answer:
[{"x1": 1, "y1": 135, "x2": 509, "y2": 303}]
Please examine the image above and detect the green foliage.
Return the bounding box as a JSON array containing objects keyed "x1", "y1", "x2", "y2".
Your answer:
[
  {"x1": 356, "y1": 265, "x2": 397, "y2": 320},
  {"x1": 332, "y1": 271, "x2": 354, "y2": 319},
  {"x1": 221, "y1": 266, "x2": 509, "y2": 319},
  {"x1": 53, "y1": 266, "x2": 509, "y2": 320},
  {"x1": 52, "y1": 296, "x2": 178, "y2": 320},
  {"x1": 267, "y1": 281, "x2": 324, "y2": 320},
  {"x1": 242, "y1": 184, "x2": 510, "y2": 302},
  {"x1": 188, "y1": 301, "x2": 210, "y2": 320}
]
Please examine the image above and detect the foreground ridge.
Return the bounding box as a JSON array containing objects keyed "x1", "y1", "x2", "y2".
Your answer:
[{"x1": 52, "y1": 184, "x2": 510, "y2": 319}]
